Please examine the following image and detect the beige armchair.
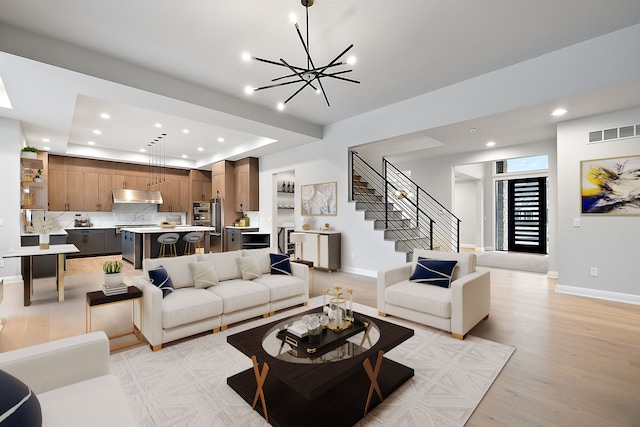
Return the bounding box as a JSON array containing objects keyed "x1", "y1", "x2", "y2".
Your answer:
[{"x1": 377, "y1": 249, "x2": 490, "y2": 339}]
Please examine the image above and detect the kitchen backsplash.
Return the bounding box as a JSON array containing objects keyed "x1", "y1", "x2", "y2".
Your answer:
[{"x1": 28, "y1": 204, "x2": 186, "y2": 229}]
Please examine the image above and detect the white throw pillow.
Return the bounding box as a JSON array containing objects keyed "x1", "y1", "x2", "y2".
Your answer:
[
  {"x1": 189, "y1": 262, "x2": 219, "y2": 288},
  {"x1": 236, "y1": 257, "x2": 262, "y2": 280}
]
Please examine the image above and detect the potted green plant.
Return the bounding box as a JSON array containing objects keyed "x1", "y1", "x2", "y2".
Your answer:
[
  {"x1": 103, "y1": 260, "x2": 124, "y2": 286},
  {"x1": 34, "y1": 169, "x2": 44, "y2": 183},
  {"x1": 21, "y1": 146, "x2": 40, "y2": 159}
]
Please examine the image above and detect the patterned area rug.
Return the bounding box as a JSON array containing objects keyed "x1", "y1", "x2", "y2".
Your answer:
[{"x1": 110, "y1": 298, "x2": 514, "y2": 426}]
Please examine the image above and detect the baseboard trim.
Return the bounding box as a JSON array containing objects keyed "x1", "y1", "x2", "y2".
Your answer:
[
  {"x1": 556, "y1": 284, "x2": 640, "y2": 306},
  {"x1": 341, "y1": 266, "x2": 376, "y2": 278}
]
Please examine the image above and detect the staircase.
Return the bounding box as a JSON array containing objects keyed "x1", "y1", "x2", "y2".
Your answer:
[{"x1": 351, "y1": 151, "x2": 460, "y2": 261}]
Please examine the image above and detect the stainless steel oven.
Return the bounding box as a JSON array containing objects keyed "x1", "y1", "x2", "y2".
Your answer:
[{"x1": 193, "y1": 202, "x2": 211, "y2": 226}]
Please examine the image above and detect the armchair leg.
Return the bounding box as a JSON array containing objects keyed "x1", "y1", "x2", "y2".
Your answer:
[
  {"x1": 151, "y1": 344, "x2": 162, "y2": 351},
  {"x1": 451, "y1": 333, "x2": 464, "y2": 340}
]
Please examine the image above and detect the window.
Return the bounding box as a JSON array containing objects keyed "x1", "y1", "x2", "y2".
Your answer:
[{"x1": 496, "y1": 155, "x2": 548, "y2": 174}]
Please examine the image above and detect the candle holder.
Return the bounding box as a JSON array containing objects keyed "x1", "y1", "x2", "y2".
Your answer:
[{"x1": 323, "y1": 286, "x2": 353, "y2": 332}]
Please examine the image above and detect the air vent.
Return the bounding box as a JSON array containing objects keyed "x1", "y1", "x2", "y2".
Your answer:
[{"x1": 588, "y1": 122, "x2": 640, "y2": 144}]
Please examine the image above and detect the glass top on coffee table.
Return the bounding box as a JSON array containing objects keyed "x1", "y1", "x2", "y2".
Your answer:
[{"x1": 262, "y1": 313, "x2": 380, "y2": 364}]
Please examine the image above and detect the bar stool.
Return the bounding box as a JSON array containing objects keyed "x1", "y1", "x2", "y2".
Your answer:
[
  {"x1": 158, "y1": 233, "x2": 179, "y2": 257},
  {"x1": 183, "y1": 231, "x2": 204, "y2": 255}
]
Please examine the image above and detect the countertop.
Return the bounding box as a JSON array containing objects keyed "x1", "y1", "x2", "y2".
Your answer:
[
  {"x1": 21, "y1": 229, "x2": 68, "y2": 237},
  {"x1": 226, "y1": 226, "x2": 259, "y2": 230},
  {"x1": 120, "y1": 225, "x2": 216, "y2": 234},
  {"x1": 3, "y1": 244, "x2": 80, "y2": 258}
]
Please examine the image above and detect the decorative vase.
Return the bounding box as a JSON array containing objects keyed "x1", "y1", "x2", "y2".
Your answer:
[
  {"x1": 104, "y1": 272, "x2": 124, "y2": 286},
  {"x1": 39, "y1": 233, "x2": 50, "y2": 250}
]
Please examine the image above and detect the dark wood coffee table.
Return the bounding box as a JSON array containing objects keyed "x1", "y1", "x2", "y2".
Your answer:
[{"x1": 227, "y1": 308, "x2": 414, "y2": 427}]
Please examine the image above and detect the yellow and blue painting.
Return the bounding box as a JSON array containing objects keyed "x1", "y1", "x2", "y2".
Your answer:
[{"x1": 581, "y1": 155, "x2": 640, "y2": 215}]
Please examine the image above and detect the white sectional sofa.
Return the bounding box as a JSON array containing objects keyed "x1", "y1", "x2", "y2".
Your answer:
[
  {"x1": 133, "y1": 248, "x2": 309, "y2": 350},
  {"x1": 0, "y1": 332, "x2": 136, "y2": 426}
]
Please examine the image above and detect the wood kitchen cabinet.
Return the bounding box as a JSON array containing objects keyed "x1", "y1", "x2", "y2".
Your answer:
[
  {"x1": 190, "y1": 169, "x2": 212, "y2": 201},
  {"x1": 48, "y1": 169, "x2": 85, "y2": 211},
  {"x1": 233, "y1": 157, "x2": 259, "y2": 212},
  {"x1": 158, "y1": 179, "x2": 189, "y2": 212},
  {"x1": 211, "y1": 160, "x2": 234, "y2": 199}
]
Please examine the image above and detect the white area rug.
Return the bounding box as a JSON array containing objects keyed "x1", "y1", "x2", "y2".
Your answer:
[{"x1": 110, "y1": 298, "x2": 514, "y2": 426}]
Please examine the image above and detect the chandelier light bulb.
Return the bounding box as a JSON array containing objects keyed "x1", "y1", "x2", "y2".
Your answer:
[
  {"x1": 347, "y1": 56, "x2": 357, "y2": 65},
  {"x1": 277, "y1": 102, "x2": 285, "y2": 111},
  {"x1": 289, "y1": 13, "x2": 297, "y2": 24},
  {"x1": 244, "y1": 85, "x2": 254, "y2": 95},
  {"x1": 241, "y1": 52, "x2": 251, "y2": 62}
]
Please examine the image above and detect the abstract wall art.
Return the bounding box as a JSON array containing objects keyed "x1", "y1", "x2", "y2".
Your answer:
[
  {"x1": 581, "y1": 155, "x2": 640, "y2": 215},
  {"x1": 300, "y1": 181, "x2": 337, "y2": 216}
]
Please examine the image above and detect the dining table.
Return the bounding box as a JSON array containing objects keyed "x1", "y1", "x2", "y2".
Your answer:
[{"x1": 3, "y1": 244, "x2": 79, "y2": 306}]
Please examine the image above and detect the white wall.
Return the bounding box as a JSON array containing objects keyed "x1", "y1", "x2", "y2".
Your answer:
[
  {"x1": 0, "y1": 118, "x2": 25, "y2": 280},
  {"x1": 556, "y1": 107, "x2": 640, "y2": 303},
  {"x1": 455, "y1": 179, "x2": 482, "y2": 248}
]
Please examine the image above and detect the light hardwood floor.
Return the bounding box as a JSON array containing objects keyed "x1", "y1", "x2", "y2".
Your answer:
[{"x1": 1, "y1": 255, "x2": 639, "y2": 425}]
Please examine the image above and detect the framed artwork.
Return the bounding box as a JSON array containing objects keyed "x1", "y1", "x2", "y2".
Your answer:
[
  {"x1": 581, "y1": 154, "x2": 640, "y2": 215},
  {"x1": 301, "y1": 181, "x2": 337, "y2": 216}
]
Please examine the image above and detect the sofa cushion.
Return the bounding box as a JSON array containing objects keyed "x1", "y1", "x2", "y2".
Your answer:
[
  {"x1": 189, "y1": 262, "x2": 219, "y2": 288},
  {"x1": 37, "y1": 375, "x2": 137, "y2": 427},
  {"x1": 144, "y1": 254, "x2": 199, "y2": 289},
  {"x1": 385, "y1": 281, "x2": 451, "y2": 318},
  {"x1": 254, "y1": 274, "x2": 306, "y2": 301},
  {"x1": 162, "y1": 288, "x2": 223, "y2": 329},
  {"x1": 0, "y1": 369, "x2": 42, "y2": 426},
  {"x1": 270, "y1": 253, "x2": 292, "y2": 275},
  {"x1": 198, "y1": 251, "x2": 242, "y2": 281},
  {"x1": 242, "y1": 248, "x2": 272, "y2": 274},
  {"x1": 410, "y1": 257, "x2": 457, "y2": 288},
  {"x1": 148, "y1": 266, "x2": 174, "y2": 298},
  {"x1": 237, "y1": 257, "x2": 262, "y2": 280},
  {"x1": 207, "y1": 280, "x2": 269, "y2": 313}
]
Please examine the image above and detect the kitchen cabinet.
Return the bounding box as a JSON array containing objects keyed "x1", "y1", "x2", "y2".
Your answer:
[
  {"x1": 98, "y1": 173, "x2": 113, "y2": 212},
  {"x1": 48, "y1": 169, "x2": 85, "y2": 211},
  {"x1": 158, "y1": 179, "x2": 189, "y2": 212},
  {"x1": 295, "y1": 231, "x2": 341, "y2": 271},
  {"x1": 104, "y1": 228, "x2": 121, "y2": 253},
  {"x1": 190, "y1": 170, "x2": 212, "y2": 202},
  {"x1": 234, "y1": 157, "x2": 259, "y2": 212},
  {"x1": 211, "y1": 160, "x2": 234, "y2": 199},
  {"x1": 66, "y1": 229, "x2": 111, "y2": 257}
]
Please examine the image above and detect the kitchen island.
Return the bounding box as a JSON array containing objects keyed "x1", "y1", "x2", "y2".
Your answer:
[{"x1": 120, "y1": 226, "x2": 216, "y2": 269}]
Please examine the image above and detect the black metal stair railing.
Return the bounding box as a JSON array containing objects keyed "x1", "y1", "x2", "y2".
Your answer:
[{"x1": 350, "y1": 150, "x2": 460, "y2": 255}]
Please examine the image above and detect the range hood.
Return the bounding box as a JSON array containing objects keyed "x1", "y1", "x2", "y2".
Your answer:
[{"x1": 112, "y1": 189, "x2": 163, "y2": 204}]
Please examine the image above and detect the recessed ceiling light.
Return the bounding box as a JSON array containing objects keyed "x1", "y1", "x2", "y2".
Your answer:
[
  {"x1": 182, "y1": 129, "x2": 189, "y2": 134},
  {"x1": 552, "y1": 108, "x2": 567, "y2": 117},
  {"x1": 277, "y1": 102, "x2": 285, "y2": 111},
  {"x1": 88, "y1": 141, "x2": 95, "y2": 146},
  {"x1": 139, "y1": 148, "x2": 145, "y2": 153},
  {"x1": 181, "y1": 154, "x2": 188, "y2": 159},
  {"x1": 197, "y1": 147, "x2": 204, "y2": 152},
  {"x1": 42, "y1": 138, "x2": 50, "y2": 142},
  {"x1": 468, "y1": 128, "x2": 477, "y2": 132},
  {"x1": 155, "y1": 123, "x2": 162, "y2": 128},
  {"x1": 43, "y1": 146, "x2": 50, "y2": 151},
  {"x1": 217, "y1": 137, "x2": 224, "y2": 143},
  {"x1": 92, "y1": 129, "x2": 101, "y2": 135},
  {"x1": 100, "y1": 113, "x2": 110, "y2": 119},
  {"x1": 486, "y1": 141, "x2": 496, "y2": 147}
]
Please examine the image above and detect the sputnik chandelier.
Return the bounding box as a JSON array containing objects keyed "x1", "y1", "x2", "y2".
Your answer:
[{"x1": 243, "y1": 0, "x2": 359, "y2": 110}]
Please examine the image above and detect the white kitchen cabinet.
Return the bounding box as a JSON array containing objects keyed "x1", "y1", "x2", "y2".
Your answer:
[{"x1": 295, "y1": 231, "x2": 341, "y2": 271}]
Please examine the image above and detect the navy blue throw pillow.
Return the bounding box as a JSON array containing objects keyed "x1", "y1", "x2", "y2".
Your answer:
[
  {"x1": 409, "y1": 257, "x2": 457, "y2": 288},
  {"x1": 270, "y1": 253, "x2": 292, "y2": 275},
  {"x1": 0, "y1": 369, "x2": 42, "y2": 426},
  {"x1": 148, "y1": 266, "x2": 174, "y2": 298}
]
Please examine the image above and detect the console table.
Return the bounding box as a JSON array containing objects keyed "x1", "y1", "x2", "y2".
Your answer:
[{"x1": 3, "y1": 244, "x2": 79, "y2": 306}]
